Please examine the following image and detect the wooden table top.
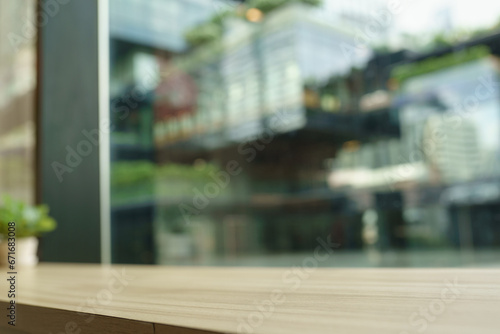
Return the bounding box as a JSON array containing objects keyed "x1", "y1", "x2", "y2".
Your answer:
[{"x1": 0, "y1": 264, "x2": 499, "y2": 334}]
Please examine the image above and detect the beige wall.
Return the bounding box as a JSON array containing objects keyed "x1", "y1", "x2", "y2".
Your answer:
[{"x1": 0, "y1": 0, "x2": 36, "y2": 204}]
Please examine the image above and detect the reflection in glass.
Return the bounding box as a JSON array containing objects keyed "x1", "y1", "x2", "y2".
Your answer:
[{"x1": 108, "y1": 0, "x2": 500, "y2": 267}]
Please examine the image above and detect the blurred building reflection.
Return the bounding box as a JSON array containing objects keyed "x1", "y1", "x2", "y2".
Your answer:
[{"x1": 108, "y1": 0, "x2": 500, "y2": 266}]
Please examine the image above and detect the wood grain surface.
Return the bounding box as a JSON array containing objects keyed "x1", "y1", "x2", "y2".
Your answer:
[{"x1": 0, "y1": 264, "x2": 499, "y2": 333}]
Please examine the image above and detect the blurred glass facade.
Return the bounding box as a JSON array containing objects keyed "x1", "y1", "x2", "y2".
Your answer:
[{"x1": 108, "y1": 0, "x2": 500, "y2": 266}]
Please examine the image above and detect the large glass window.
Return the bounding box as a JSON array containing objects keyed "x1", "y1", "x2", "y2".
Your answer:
[{"x1": 108, "y1": 0, "x2": 500, "y2": 266}]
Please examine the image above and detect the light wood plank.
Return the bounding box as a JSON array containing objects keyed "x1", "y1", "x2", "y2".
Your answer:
[{"x1": 0, "y1": 264, "x2": 498, "y2": 333}]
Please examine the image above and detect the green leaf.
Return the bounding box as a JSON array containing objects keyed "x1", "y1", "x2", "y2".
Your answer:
[{"x1": 0, "y1": 195, "x2": 57, "y2": 238}]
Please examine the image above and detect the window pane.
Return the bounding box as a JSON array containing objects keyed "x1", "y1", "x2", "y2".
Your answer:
[{"x1": 108, "y1": 0, "x2": 500, "y2": 266}]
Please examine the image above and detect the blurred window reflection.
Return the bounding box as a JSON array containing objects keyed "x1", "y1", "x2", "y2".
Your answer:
[{"x1": 108, "y1": 0, "x2": 500, "y2": 266}]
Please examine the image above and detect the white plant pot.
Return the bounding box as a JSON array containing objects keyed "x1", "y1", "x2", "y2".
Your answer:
[{"x1": 0, "y1": 237, "x2": 38, "y2": 267}]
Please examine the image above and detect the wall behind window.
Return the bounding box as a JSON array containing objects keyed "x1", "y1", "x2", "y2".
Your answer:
[{"x1": 0, "y1": 0, "x2": 37, "y2": 204}]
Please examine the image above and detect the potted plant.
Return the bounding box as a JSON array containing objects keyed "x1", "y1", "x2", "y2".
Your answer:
[{"x1": 0, "y1": 196, "x2": 57, "y2": 266}]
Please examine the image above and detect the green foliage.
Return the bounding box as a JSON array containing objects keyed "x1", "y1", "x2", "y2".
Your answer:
[
  {"x1": 210, "y1": 10, "x2": 233, "y2": 25},
  {"x1": 184, "y1": 0, "x2": 323, "y2": 47},
  {"x1": 183, "y1": 9, "x2": 235, "y2": 47},
  {"x1": 111, "y1": 161, "x2": 220, "y2": 186},
  {"x1": 247, "y1": 0, "x2": 288, "y2": 13},
  {"x1": 430, "y1": 33, "x2": 453, "y2": 49},
  {"x1": 184, "y1": 22, "x2": 223, "y2": 47},
  {"x1": 298, "y1": 0, "x2": 323, "y2": 7},
  {"x1": 0, "y1": 196, "x2": 57, "y2": 238},
  {"x1": 110, "y1": 161, "x2": 223, "y2": 204},
  {"x1": 111, "y1": 161, "x2": 156, "y2": 186},
  {"x1": 373, "y1": 44, "x2": 391, "y2": 53},
  {"x1": 391, "y1": 45, "x2": 491, "y2": 83},
  {"x1": 248, "y1": 0, "x2": 322, "y2": 13}
]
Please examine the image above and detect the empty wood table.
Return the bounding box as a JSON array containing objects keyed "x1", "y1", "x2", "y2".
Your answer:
[{"x1": 0, "y1": 264, "x2": 499, "y2": 333}]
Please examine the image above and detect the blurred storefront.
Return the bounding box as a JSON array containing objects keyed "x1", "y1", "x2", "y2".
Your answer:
[{"x1": 104, "y1": 0, "x2": 500, "y2": 265}]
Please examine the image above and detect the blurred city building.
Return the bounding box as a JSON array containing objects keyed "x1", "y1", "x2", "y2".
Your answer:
[
  {"x1": 105, "y1": 0, "x2": 500, "y2": 265},
  {"x1": 108, "y1": 0, "x2": 389, "y2": 263}
]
